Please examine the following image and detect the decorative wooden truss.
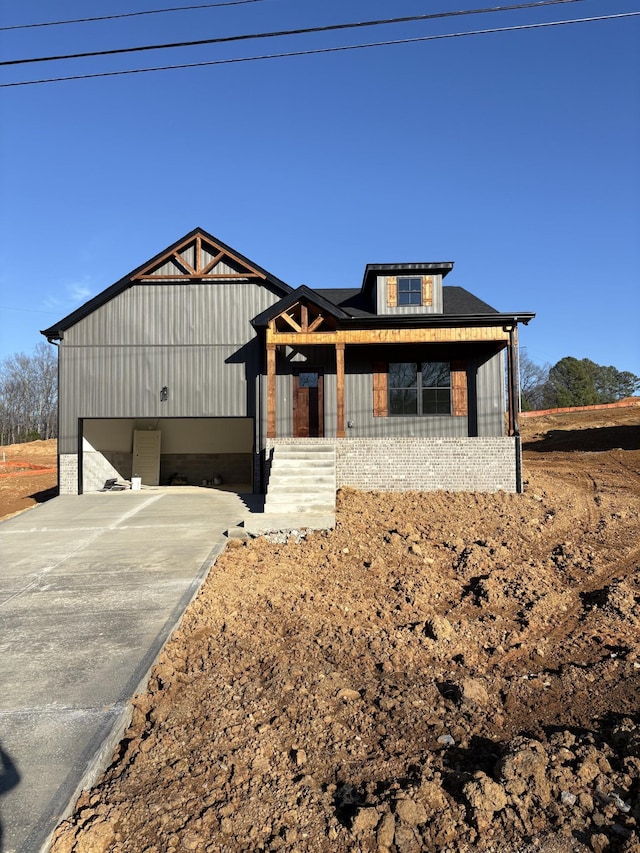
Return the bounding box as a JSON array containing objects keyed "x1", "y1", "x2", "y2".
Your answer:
[
  {"x1": 270, "y1": 299, "x2": 337, "y2": 335},
  {"x1": 265, "y1": 297, "x2": 518, "y2": 441},
  {"x1": 132, "y1": 233, "x2": 267, "y2": 281}
]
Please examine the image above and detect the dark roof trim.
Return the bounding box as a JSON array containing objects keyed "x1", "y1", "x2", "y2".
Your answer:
[
  {"x1": 337, "y1": 312, "x2": 535, "y2": 329},
  {"x1": 362, "y1": 262, "x2": 454, "y2": 296},
  {"x1": 41, "y1": 227, "x2": 292, "y2": 341},
  {"x1": 251, "y1": 284, "x2": 350, "y2": 328}
]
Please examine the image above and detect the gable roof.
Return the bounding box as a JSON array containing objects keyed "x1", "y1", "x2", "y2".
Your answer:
[
  {"x1": 254, "y1": 283, "x2": 533, "y2": 329},
  {"x1": 316, "y1": 285, "x2": 499, "y2": 318},
  {"x1": 442, "y1": 286, "x2": 498, "y2": 315},
  {"x1": 251, "y1": 285, "x2": 350, "y2": 328},
  {"x1": 41, "y1": 227, "x2": 292, "y2": 341},
  {"x1": 361, "y1": 262, "x2": 454, "y2": 300},
  {"x1": 312, "y1": 285, "x2": 533, "y2": 327}
]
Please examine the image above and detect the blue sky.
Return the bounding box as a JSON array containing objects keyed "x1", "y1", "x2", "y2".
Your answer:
[{"x1": 1, "y1": 0, "x2": 639, "y2": 376}]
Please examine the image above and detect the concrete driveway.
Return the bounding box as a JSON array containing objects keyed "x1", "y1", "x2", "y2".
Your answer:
[{"x1": 0, "y1": 489, "x2": 253, "y2": 853}]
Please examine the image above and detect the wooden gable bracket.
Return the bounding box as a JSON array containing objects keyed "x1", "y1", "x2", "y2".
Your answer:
[
  {"x1": 272, "y1": 299, "x2": 335, "y2": 335},
  {"x1": 132, "y1": 233, "x2": 267, "y2": 281},
  {"x1": 308, "y1": 312, "x2": 327, "y2": 333},
  {"x1": 280, "y1": 310, "x2": 302, "y2": 333}
]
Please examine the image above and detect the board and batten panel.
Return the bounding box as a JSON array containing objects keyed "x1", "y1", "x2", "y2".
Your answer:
[
  {"x1": 344, "y1": 370, "x2": 468, "y2": 438},
  {"x1": 260, "y1": 344, "x2": 505, "y2": 445},
  {"x1": 340, "y1": 348, "x2": 467, "y2": 438},
  {"x1": 375, "y1": 274, "x2": 444, "y2": 316},
  {"x1": 475, "y1": 350, "x2": 506, "y2": 436},
  {"x1": 58, "y1": 344, "x2": 254, "y2": 454},
  {"x1": 270, "y1": 346, "x2": 337, "y2": 439},
  {"x1": 58, "y1": 280, "x2": 281, "y2": 453},
  {"x1": 63, "y1": 282, "x2": 282, "y2": 347}
]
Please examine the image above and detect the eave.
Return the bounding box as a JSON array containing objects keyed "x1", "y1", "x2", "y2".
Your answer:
[
  {"x1": 338, "y1": 311, "x2": 535, "y2": 329},
  {"x1": 41, "y1": 227, "x2": 292, "y2": 342},
  {"x1": 265, "y1": 312, "x2": 535, "y2": 347},
  {"x1": 361, "y1": 262, "x2": 455, "y2": 298}
]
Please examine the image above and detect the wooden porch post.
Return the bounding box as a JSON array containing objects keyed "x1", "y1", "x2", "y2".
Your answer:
[
  {"x1": 267, "y1": 343, "x2": 276, "y2": 439},
  {"x1": 336, "y1": 342, "x2": 345, "y2": 438}
]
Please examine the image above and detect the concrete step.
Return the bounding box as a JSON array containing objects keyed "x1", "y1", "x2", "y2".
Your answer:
[
  {"x1": 273, "y1": 449, "x2": 335, "y2": 458},
  {"x1": 267, "y1": 479, "x2": 335, "y2": 490},
  {"x1": 273, "y1": 443, "x2": 335, "y2": 451},
  {"x1": 270, "y1": 464, "x2": 335, "y2": 473},
  {"x1": 268, "y1": 474, "x2": 336, "y2": 486},
  {"x1": 266, "y1": 442, "x2": 337, "y2": 514},
  {"x1": 264, "y1": 501, "x2": 336, "y2": 514},
  {"x1": 266, "y1": 489, "x2": 335, "y2": 502}
]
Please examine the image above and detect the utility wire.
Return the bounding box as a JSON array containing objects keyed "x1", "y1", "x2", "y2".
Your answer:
[
  {"x1": 0, "y1": 0, "x2": 270, "y2": 32},
  {"x1": 2, "y1": 13, "x2": 636, "y2": 88},
  {"x1": 0, "y1": 0, "x2": 592, "y2": 67}
]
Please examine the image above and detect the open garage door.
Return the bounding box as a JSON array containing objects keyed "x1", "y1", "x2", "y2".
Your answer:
[{"x1": 80, "y1": 418, "x2": 254, "y2": 493}]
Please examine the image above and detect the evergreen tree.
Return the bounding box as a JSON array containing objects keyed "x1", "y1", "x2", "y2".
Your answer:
[{"x1": 545, "y1": 357, "x2": 639, "y2": 408}]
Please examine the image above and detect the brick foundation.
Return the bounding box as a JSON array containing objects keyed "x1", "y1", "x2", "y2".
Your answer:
[
  {"x1": 267, "y1": 437, "x2": 518, "y2": 493},
  {"x1": 59, "y1": 454, "x2": 78, "y2": 495}
]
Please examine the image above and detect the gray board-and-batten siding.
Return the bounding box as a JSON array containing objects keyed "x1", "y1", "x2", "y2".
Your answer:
[
  {"x1": 58, "y1": 281, "x2": 282, "y2": 455},
  {"x1": 58, "y1": 279, "x2": 507, "y2": 458},
  {"x1": 375, "y1": 273, "x2": 444, "y2": 315},
  {"x1": 273, "y1": 345, "x2": 506, "y2": 439}
]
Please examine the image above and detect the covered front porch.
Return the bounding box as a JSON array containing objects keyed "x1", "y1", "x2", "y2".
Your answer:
[{"x1": 258, "y1": 290, "x2": 523, "y2": 441}]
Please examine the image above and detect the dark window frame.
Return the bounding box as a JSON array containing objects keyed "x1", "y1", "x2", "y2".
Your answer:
[
  {"x1": 388, "y1": 361, "x2": 452, "y2": 416},
  {"x1": 397, "y1": 276, "x2": 422, "y2": 306}
]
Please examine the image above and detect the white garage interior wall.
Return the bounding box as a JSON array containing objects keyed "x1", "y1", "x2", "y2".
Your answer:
[{"x1": 82, "y1": 418, "x2": 253, "y2": 492}]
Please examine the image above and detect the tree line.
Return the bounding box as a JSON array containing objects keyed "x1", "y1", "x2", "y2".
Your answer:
[
  {"x1": 519, "y1": 353, "x2": 640, "y2": 411},
  {"x1": 0, "y1": 342, "x2": 58, "y2": 444}
]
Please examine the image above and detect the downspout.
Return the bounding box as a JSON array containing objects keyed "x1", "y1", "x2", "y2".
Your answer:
[
  {"x1": 258, "y1": 329, "x2": 264, "y2": 494},
  {"x1": 508, "y1": 325, "x2": 520, "y2": 438},
  {"x1": 508, "y1": 325, "x2": 523, "y2": 493},
  {"x1": 49, "y1": 338, "x2": 61, "y2": 495}
]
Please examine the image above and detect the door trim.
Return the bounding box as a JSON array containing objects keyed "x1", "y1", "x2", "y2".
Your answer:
[{"x1": 293, "y1": 368, "x2": 324, "y2": 438}]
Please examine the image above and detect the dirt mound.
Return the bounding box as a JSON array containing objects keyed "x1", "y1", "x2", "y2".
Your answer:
[
  {"x1": 520, "y1": 407, "x2": 640, "y2": 452},
  {"x1": 0, "y1": 439, "x2": 57, "y2": 520},
  {"x1": 50, "y1": 429, "x2": 640, "y2": 853}
]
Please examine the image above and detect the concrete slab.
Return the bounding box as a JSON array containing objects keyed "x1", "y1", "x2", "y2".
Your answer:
[
  {"x1": 0, "y1": 488, "x2": 334, "y2": 853},
  {"x1": 0, "y1": 491, "x2": 248, "y2": 853}
]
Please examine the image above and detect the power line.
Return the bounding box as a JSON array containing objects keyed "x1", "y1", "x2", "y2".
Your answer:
[
  {"x1": 0, "y1": 0, "x2": 270, "y2": 32},
  {"x1": 2, "y1": 12, "x2": 635, "y2": 88},
  {"x1": 0, "y1": 0, "x2": 592, "y2": 67}
]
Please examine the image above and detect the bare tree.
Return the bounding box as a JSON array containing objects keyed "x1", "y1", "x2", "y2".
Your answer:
[
  {"x1": 0, "y1": 342, "x2": 58, "y2": 444},
  {"x1": 518, "y1": 349, "x2": 549, "y2": 411}
]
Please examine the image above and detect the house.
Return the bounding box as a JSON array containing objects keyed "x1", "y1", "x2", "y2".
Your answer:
[{"x1": 42, "y1": 227, "x2": 534, "y2": 497}]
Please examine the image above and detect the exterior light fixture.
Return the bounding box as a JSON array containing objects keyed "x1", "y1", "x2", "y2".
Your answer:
[{"x1": 160, "y1": 386, "x2": 168, "y2": 402}]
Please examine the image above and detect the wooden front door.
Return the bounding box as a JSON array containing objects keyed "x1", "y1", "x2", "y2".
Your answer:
[{"x1": 293, "y1": 370, "x2": 324, "y2": 437}]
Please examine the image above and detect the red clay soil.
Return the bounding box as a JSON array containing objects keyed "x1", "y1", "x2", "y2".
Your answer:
[
  {"x1": 25, "y1": 414, "x2": 640, "y2": 853},
  {"x1": 0, "y1": 439, "x2": 57, "y2": 520}
]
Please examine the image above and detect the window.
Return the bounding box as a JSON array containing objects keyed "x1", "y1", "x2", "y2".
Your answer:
[
  {"x1": 386, "y1": 275, "x2": 433, "y2": 308},
  {"x1": 389, "y1": 362, "x2": 451, "y2": 415},
  {"x1": 397, "y1": 276, "x2": 422, "y2": 306}
]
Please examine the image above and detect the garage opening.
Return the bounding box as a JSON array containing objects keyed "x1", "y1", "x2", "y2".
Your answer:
[{"x1": 80, "y1": 418, "x2": 254, "y2": 492}]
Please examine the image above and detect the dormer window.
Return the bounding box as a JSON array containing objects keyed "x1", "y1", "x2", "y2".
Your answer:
[
  {"x1": 398, "y1": 276, "x2": 422, "y2": 305},
  {"x1": 386, "y1": 275, "x2": 434, "y2": 308}
]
